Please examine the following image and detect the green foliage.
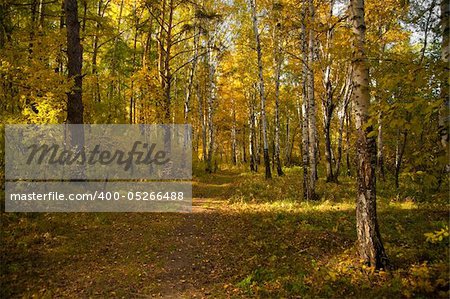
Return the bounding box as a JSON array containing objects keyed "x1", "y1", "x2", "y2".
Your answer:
[{"x1": 425, "y1": 226, "x2": 449, "y2": 244}]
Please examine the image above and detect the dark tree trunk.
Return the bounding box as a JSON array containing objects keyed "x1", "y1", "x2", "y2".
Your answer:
[
  {"x1": 439, "y1": 0, "x2": 449, "y2": 149},
  {"x1": 377, "y1": 112, "x2": 386, "y2": 181},
  {"x1": 92, "y1": 0, "x2": 103, "y2": 103},
  {"x1": 285, "y1": 117, "x2": 290, "y2": 166},
  {"x1": 345, "y1": 107, "x2": 352, "y2": 176},
  {"x1": 243, "y1": 125, "x2": 247, "y2": 163},
  {"x1": 65, "y1": 0, "x2": 84, "y2": 125},
  {"x1": 249, "y1": 93, "x2": 258, "y2": 172},
  {"x1": 323, "y1": 96, "x2": 335, "y2": 182},
  {"x1": 231, "y1": 99, "x2": 237, "y2": 165}
]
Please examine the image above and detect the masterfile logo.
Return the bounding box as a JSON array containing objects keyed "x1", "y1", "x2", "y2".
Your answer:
[
  {"x1": 5, "y1": 124, "x2": 192, "y2": 180},
  {"x1": 25, "y1": 141, "x2": 170, "y2": 171},
  {"x1": 5, "y1": 124, "x2": 192, "y2": 212}
]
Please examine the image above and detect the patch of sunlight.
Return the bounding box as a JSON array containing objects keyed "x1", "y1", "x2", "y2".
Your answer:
[
  {"x1": 388, "y1": 200, "x2": 418, "y2": 210},
  {"x1": 300, "y1": 200, "x2": 355, "y2": 212},
  {"x1": 192, "y1": 181, "x2": 232, "y2": 186},
  {"x1": 228, "y1": 200, "x2": 355, "y2": 214}
]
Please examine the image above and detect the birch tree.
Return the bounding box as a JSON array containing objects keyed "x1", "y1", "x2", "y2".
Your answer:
[
  {"x1": 272, "y1": 1, "x2": 284, "y2": 176},
  {"x1": 349, "y1": 0, "x2": 388, "y2": 269},
  {"x1": 300, "y1": 5, "x2": 312, "y2": 200},
  {"x1": 249, "y1": 0, "x2": 271, "y2": 179},
  {"x1": 307, "y1": 0, "x2": 317, "y2": 192}
]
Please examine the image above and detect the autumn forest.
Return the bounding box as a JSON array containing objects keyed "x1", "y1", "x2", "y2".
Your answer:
[{"x1": 1, "y1": 0, "x2": 449, "y2": 297}]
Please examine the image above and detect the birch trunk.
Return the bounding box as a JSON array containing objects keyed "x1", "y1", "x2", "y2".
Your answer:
[
  {"x1": 300, "y1": 6, "x2": 311, "y2": 200},
  {"x1": 307, "y1": 0, "x2": 317, "y2": 196},
  {"x1": 185, "y1": 23, "x2": 200, "y2": 124},
  {"x1": 198, "y1": 80, "x2": 207, "y2": 162},
  {"x1": 335, "y1": 77, "x2": 351, "y2": 181},
  {"x1": 345, "y1": 104, "x2": 352, "y2": 176},
  {"x1": 273, "y1": 11, "x2": 283, "y2": 176},
  {"x1": 206, "y1": 32, "x2": 216, "y2": 173},
  {"x1": 249, "y1": 0, "x2": 271, "y2": 179},
  {"x1": 350, "y1": 0, "x2": 388, "y2": 269},
  {"x1": 321, "y1": 0, "x2": 336, "y2": 183}
]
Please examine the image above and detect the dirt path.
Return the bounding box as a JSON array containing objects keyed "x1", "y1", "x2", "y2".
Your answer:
[
  {"x1": 150, "y1": 171, "x2": 240, "y2": 298},
  {"x1": 3, "y1": 171, "x2": 257, "y2": 298}
]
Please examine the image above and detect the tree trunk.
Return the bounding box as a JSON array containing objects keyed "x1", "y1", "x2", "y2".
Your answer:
[
  {"x1": 285, "y1": 116, "x2": 291, "y2": 166},
  {"x1": 163, "y1": 0, "x2": 174, "y2": 124},
  {"x1": 323, "y1": 91, "x2": 335, "y2": 182},
  {"x1": 231, "y1": 98, "x2": 237, "y2": 165},
  {"x1": 350, "y1": 0, "x2": 388, "y2": 269},
  {"x1": 65, "y1": 0, "x2": 83, "y2": 125},
  {"x1": 243, "y1": 125, "x2": 247, "y2": 163},
  {"x1": 394, "y1": 129, "x2": 407, "y2": 189},
  {"x1": 273, "y1": 12, "x2": 284, "y2": 176},
  {"x1": 130, "y1": 3, "x2": 138, "y2": 124},
  {"x1": 206, "y1": 32, "x2": 216, "y2": 173},
  {"x1": 249, "y1": 93, "x2": 258, "y2": 172},
  {"x1": 184, "y1": 21, "x2": 199, "y2": 124},
  {"x1": 307, "y1": 0, "x2": 317, "y2": 196},
  {"x1": 56, "y1": 0, "x2": 65, "y2": 73},
  {"x1": 249, "y1": 0, "x2": 271, "y2": 179},
  {"x1": 335, "y1": 80, "x2": 350, "y2": 182},
  {"x1": 345, "y1": 104, "x2": 352, "y2": 176},
  {"x1": 439, "y1": 0, "x2": 449, "y2": 149},
  {"x1": 299, "y1": 6, "x2": 311, "y2": 200},
  {"x1": 377, "y1": 112, "x2": 385, "y2": 180},
  {"x1": 334, "y1": 73, "x2": 351, "y2": 181},
  {"x1": 198, "y1": 80, "x2": 207, "y2": 162},
  {"x1": 321, "y1": 0, "x2": 338, "y2": 183},
  {"x1": 335, "y1": 104, "x2": 345, "y2": 181},
  {"x1": 257, "y1": 114, "x2": 261, "y2": 165},
  {"x1": 92, "y1": 0, "x2": 103, "y2": 103}
]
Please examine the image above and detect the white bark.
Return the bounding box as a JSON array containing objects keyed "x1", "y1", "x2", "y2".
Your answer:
[{"x1": 249, "y1": 0, "x2": 271, "y2": 179}]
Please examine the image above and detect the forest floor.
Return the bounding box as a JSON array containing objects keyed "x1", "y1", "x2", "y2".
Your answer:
[{"x1": 1, "y1": 167, "x2": 449, "y2": 298}]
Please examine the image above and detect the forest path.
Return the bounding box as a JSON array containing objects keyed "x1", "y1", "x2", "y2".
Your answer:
[
  {"x1": 150, "y1": 170, "x2": 241, "y2": 298},
  {"x1": 130, "y1": 170, "x2": 347, "y2": 298},
  {"x1": 3, "y1": 170, "x2": 264, "y2": 298}
]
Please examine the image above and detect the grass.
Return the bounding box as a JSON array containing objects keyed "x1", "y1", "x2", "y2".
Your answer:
[{"x1": 1, "y1": 167, "x2": 449, "y2": 298}]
